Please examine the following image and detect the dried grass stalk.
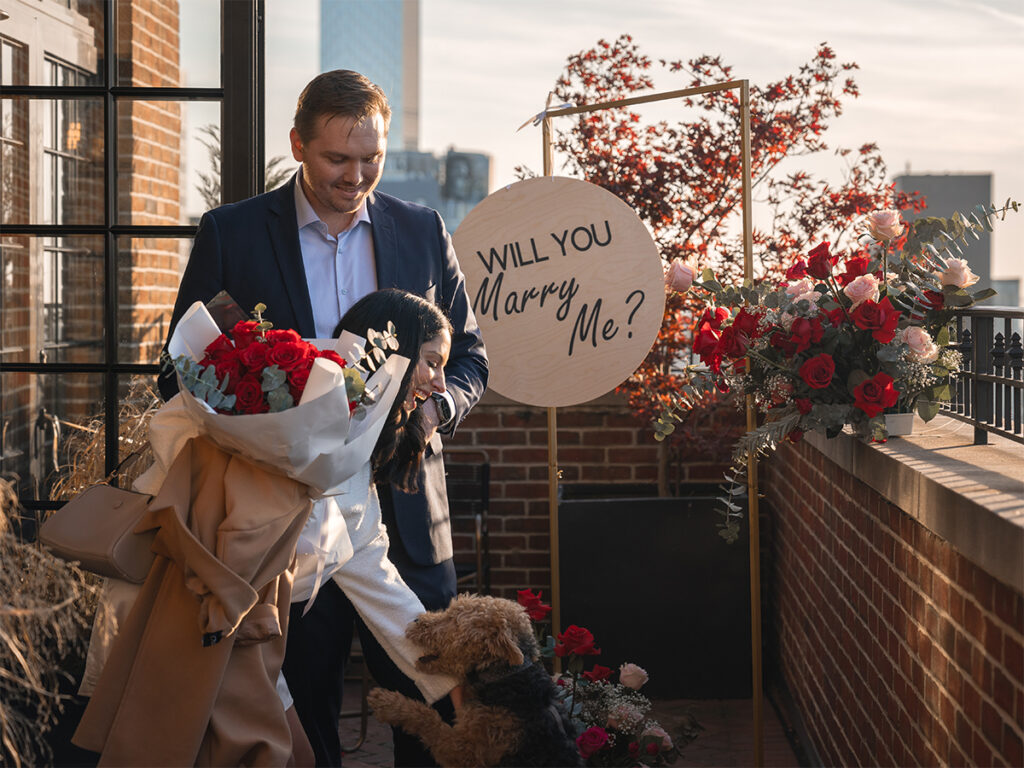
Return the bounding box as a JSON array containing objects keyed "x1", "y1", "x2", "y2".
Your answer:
[
  {"x1": 49, "y1": 377, "x2": 161, "y2": 499},
  {"x1": 2, "y1": 376, "x2": 160, "y2": 765},
  {"x1": 1, "y1": 478, "x2": 97, "y2": 768}
]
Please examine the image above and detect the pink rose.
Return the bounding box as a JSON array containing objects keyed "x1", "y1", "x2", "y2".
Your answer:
[
  {"x1": 901, "y1": 326, "x2": 939, "y2": 363},
  {"x1": 843, "y1": 273, "x2": 881, "y2": 309},
  {"x1": 642, "y1": 726, "x2": 674, "y2": 751},
  {"x1": 863, "y1": 210, "x2": 904, "y2": 241},
  {"x1": 936, "y1": 257, "x2": 980, "y2": 289},
  {"x1": 665, "y1": 258, "x2": 697, "y2": 293},
  {"x1": 785, "y1": 278, "x2": 817, "y2": 300},
  {"x1": 619, "y1": 662, "x2": 649, "y2": 690}
]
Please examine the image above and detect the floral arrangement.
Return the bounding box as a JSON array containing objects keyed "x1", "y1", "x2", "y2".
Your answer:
[
  {"x1": 654, "y1": 203, "x2": 1017, "y2": 538},
  {"x1": 517, "y1": 590, "x2": 684, "y2": 766},
  {"x1": 169, "y1": 303, "x2": 397, "y2": 415}
]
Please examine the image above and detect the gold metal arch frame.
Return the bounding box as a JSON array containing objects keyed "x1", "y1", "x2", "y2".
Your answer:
[{"x1": 538, "y1": 80, "x2": 762, "y2": 766}]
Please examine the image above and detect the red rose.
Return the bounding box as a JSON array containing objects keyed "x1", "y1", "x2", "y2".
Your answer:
[
  {"x1": 554, "y1": 625, "x2": 600, "y2": 657},
  {"x1": 317, "y1": 349, "x2": 348, "y2": 369},
  {"x1": 698, "y1": 306, "x2": 730, "y2": 331},
  {"x1": 239, "y1": 340, "x2": 269, "y2": 370},
  {"x1": 785, "y1": 259, "x2": 808, "y2": 281},
  {"x1": 234, "y1": 375, "x2": 267, "y2": 414},
  {"x1": 798, "y1": 354, "x2": 835, "y2": 389},
  {"x1": 851, "y1": 297, "x2": 901, "y2": 343},
  {"x1": 628, "y1": 742, "x2": 640, "y2": 756},
  {"x1": 716, "y1": 325, "x2": 750, "y2": 359},
  {"x1": 789, "y1": 316, "x2": 824, "y2": 355},
  {"x1": 203, "y1": 333, "x2": 235, "y2": 360},
  {"x1": 576, "y1": 727, "x2": 608, "y2": 759},
  {"x1": 646, "y1": 743, "x2": 660, "y2": 756},
  {"x1": 822, "y1": 307, "x2": 848, "y2": 328},
  {"x1": 787, "y1": 429, "x2": 804, "y2": 443},
  {"x1": 288, "y1": 360, "x2": 314, "y2": 402},
  {"x1": 806, "y1": 241, "x2": 836, "y2": 279},
  {"x1": 268, "y1": 340, "x2": 312, "y2": 372},
  {"x1": 732, "y1": 307, "x2": 764, "y2": 338},
  {"x1": 693, "y1": 322, "x2": 722, "y2": 371},
  {"x1": 211, "y1": 350, "x2": 243, "y2": 393},
  {"x1": 231, "y1": 320, "x2": 261, "y2": 349},
  {"x1": 796, "y1": 398, "x2": 813, "y2": 415},
  {"x1": 516, "y1": 589, "x2": 552, "y2": 622},
  {"x1": 836, "y1": 255, "x2": 871, "y2": 287},
  {"x1": 582, "y1": 665, "x2": 613, "y2": 683},
  {"x1": 922, "y1": 290, "x2": 945, "y2": 311},
  {"x1": 265, "y1": 328, "x2": 302, "y2": 344},
  {"x1": 853, "y1": 372, "x2": 900, "y2": 418}
]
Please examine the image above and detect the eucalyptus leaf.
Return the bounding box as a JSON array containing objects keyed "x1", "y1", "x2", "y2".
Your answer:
[
  {"x1": 267, "y1": 387, "x2": 294, "y2": 413},
  {"x1": 701, "y1": 267, "x2": 715, "y2": 282},
  {"x1": 936, "y1": 326, "x2": 950, "y2": 346},
  {"x1": 261, "y1": 364, "x2": 287, "y2": 392}
]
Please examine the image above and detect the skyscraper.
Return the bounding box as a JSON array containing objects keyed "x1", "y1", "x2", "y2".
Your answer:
[{"x1": 320, "y1": 0, "x2": 419, "y2": 150}]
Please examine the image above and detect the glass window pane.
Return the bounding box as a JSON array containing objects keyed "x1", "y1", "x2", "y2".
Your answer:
[
  {"x1": 116, "y1": 0, "x2": 219, "y2": 88},
  {"x1": 0, "y1": 371, "x2": 105, "y2": 502},
  {"x1": 117, "y1": 100, "x2": 219, "y2": 225},
  {"x1": 0, "y1": 97, "x2": 104, "y2": 227},
  {"x1": 0, "y1": 3, "x2": 102, "y2": 86},
  {"x1": 117, "y1": 236, "x2": 190, "y2": 364},
  {"x1": 1, "y1": 235, "x2": 105, "y2": 365}
]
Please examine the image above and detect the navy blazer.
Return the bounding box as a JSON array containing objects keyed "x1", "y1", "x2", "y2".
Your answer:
[{"x1": 159, "y1": 175, "x2": 488, "y2": 567}]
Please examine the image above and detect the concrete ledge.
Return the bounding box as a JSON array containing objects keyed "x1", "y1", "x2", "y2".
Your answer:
[{"x1": 805, "y1": 415, "x2": 1024, "y2": 591}]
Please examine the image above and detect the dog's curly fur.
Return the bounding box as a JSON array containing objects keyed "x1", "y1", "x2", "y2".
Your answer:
[{"x1": 367, "y1": 594, "x2": 580, "y2": 767}]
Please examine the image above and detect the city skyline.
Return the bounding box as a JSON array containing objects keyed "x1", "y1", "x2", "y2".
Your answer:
[{"x1": 262, "y1": 0, "x2": 1022, "y2": 278}]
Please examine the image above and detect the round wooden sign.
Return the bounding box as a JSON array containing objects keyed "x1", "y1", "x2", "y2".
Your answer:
[{"x1": 453, "y1": 176, "x2": 665, "y2": 407}]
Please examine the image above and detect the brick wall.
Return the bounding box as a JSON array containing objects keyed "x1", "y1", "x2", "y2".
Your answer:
[
  {"x1": 764, "y1": 439, "x2": 1023, "y2": 766},
  {"x1": 443, "y1": 392, "x2": 738, "y2": 598}
]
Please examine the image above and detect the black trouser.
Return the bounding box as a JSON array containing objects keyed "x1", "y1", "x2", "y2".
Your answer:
[{"x1": 282, "y1": 542, "x2": 456, "y2": 767}]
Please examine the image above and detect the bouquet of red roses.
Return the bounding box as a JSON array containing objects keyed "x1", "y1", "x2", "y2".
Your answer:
[
  {"x1": 171, "y1": 302, "x2": 380, "y2": 417},
  {"x1": 144, "y1": 300, "x2": 407, "y2": 498}
]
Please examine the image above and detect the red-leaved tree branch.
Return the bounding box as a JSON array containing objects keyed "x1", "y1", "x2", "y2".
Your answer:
[{"x1": 540, "y1": 35, "x2": 924, "y2": 491}]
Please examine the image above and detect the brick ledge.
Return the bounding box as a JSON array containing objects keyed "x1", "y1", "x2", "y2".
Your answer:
[{"x1": 804, "y1": 414, "x2": 1024, "y2": 591}]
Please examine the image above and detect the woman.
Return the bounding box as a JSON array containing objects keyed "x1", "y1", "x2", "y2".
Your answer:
[{"x1": 282, "y1": 289, "x2": 457, "y2": 766}]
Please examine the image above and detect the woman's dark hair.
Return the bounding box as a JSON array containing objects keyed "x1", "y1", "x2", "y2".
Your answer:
[{"x1": 334, "y1": 289, "x2": 452, "y2": 492}]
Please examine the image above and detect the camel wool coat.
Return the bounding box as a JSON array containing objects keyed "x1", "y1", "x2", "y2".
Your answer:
[{"x1": 74, "y1": 436, "x2": 313, "y2": 767}]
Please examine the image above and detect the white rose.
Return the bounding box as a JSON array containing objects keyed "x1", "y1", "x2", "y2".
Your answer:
[
  {"x1": 843, "y1": 273, "x2": 880, "y2": 309},
  {"x1": 936, "y1": 258, "x2": 980, "y2": 289},
  {"x1": 619, "y1": 662, "x2": 649, "y2": 690},
  {"x1": 901, "y1": 326, "x2": 939, "y2": 363},
  {"x1": 864, "y1": 210, "x2": 904, "y2": 241},
  {"x1": 665, "y1": 258, "x2": 697, "y2": 293}
]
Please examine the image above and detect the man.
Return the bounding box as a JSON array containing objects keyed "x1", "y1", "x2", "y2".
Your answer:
[{"x1": 159, "y1": 70, "x2": 487, "y2": 766}]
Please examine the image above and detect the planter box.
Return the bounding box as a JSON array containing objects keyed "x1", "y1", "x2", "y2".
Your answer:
[{"x1": 558, "y1": 496, "x2": 752, "y2": 698}]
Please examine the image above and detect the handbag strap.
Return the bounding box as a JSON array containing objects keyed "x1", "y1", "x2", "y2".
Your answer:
[{"x1": 104, "y1": 448, "x2": 147, "y2": 485}]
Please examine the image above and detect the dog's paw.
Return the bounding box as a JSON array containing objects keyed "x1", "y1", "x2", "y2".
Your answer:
[{"x1": 367, "y1": 687, "x2": 409, "y2": 724}]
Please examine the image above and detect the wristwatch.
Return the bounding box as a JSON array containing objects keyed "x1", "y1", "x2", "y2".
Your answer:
[{"x1": 430, "y1": 391, "x2": 454, "y2": 429}]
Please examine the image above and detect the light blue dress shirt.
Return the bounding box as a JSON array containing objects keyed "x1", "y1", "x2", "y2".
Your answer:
[{"x1": 294, "y1": 177, "x2": 377, "y2": 338}]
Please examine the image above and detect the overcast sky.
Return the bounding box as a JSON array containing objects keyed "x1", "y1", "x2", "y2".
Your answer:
[{"x1": 254, "y1": 0, "x2": 1023, "y2": 277}]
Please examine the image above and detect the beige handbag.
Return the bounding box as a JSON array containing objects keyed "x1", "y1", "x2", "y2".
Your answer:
[{"x1": 39, "y1": 458, "x2": 156, "y2": 583}]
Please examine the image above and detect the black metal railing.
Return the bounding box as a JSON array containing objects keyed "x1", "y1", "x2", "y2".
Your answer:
[{"x1": 945, "y1": 306, "x2": 1024, "y2": 446}]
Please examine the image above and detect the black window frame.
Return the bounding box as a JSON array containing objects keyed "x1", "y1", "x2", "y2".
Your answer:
[{"x1": 1, "y1": 0, "x2": 264, "y2": 514}]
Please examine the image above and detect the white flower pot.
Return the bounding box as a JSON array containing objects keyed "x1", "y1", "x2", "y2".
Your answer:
[{"x1": 884, "y1": 412, "x2": 915, "y2": 437}]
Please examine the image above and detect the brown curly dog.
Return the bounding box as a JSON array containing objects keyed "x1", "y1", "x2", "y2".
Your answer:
[{"x1": 367, "y1": 594, "x2": 580, "y2": 767}]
